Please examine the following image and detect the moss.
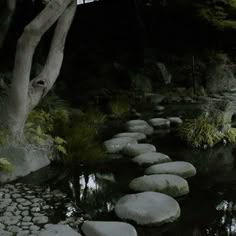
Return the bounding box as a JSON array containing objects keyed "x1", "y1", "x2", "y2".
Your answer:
[{"x1": 0, "y1": 158, "x2": 13, "y2": 172}]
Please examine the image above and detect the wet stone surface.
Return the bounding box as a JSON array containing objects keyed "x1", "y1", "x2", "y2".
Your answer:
[{"x1": 0, "y1": 183, "x2": 83, "y2": 236}]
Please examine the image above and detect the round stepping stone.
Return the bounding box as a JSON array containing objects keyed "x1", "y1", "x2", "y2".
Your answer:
[
  {"x1": 127, "y1": 125, "x2": 154, "y2": 136},
  {"x1": 149, "y1": 118, "x2": 170, "y2": 128},
  {"x1": 129, "y1": 174, "x2": 189, "y2": 197},
  {"x1": 145, "y1": 161, "x2": 197, "y2": 178},
  {"x1": 126, "y1": 120, "x2": 148, "y2": 126},
  {"x1": 39, "y1": 225, "x2": 81, "y2": 236},
  {"x1": 104, "y1": 137, "x2": 137, "y2": 154},
  {"x1": 82, "y1": 221, "x2": 137, "y2": 236},
  {"x1": 122, "y1": 144, "x2": 156, "y2": 157},
  {"x1": 114, "y1": 192, "x2": 180, "y2": 226},
  {"x1": 168, "y1": 117, "x2": 183, "y2": 126},
  {"x1": 132, "y1": 152, "x2": 171, "y2": 166},
  {"x1": 113, "y1": 132, "x2": 146, "y2": 141},
  {"x1": 155, "y1": 105, "x2": 165, "y2": 111}
]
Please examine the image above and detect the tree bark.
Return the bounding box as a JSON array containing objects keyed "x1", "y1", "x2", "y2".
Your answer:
[
  {"x1": 0, "y1": 0, "x2": 16, "y2": 48},
  {"x1": 4, "y1": 0, "x2": 76, "y2": 140}
]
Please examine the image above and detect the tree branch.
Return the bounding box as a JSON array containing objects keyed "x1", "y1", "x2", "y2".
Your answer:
[
  {"x1": 6, "y1": 0, "x2": 74, "y2": 137},
  {"x1": 29, "y1": 0, "x2": 76, "y2": 109},
  {"x1": 0, "y1": 0, "x2": 16, "y2": 48}
]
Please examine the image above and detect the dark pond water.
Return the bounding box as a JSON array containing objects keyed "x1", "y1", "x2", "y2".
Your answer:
[{"x1": 17, "y1": 103, "x2": 236, "y2": 236}]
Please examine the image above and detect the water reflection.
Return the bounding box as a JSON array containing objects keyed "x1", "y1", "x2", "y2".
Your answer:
[
  {"x1": 67, "y1": 172, "x2": 121, "y2": 219},
  {"x1": 206, "y1": 200, "x2": 236, "y2": 236}
]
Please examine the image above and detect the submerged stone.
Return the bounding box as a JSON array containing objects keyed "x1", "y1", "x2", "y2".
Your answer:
[
  {"x1": 129, "y1": 174, "x2": 189, "y2": 197},
  {"x1": 132, "y1": 152, "x2": 171, "y2": 166},
  {"x1": 115, "y1": 192, "x2": 180, "y2": 226},
  {"x1": 82, "y1": 221, "x2": 137, "y2": 236},
  {"x1": 145, "y1": 161, "x2": 197, "y2": 178},
  {"x1": 122, "y1": 144, "x2": 156, "y2": 157}
]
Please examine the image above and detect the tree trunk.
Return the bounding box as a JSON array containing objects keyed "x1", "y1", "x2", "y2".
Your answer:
[
  {"x1": 0, "y1": 0, "x2": 16, "y2": 48},
  {"x1": 3, "y1": 0, "x2": 76, "y2": 141}
]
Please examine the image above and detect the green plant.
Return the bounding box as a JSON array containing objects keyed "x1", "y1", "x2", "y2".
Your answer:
[
  {"x1": 109, "y1": 95, "x2": 131, "y2": 117},
  {"x1": 53, "y1": 136, "x2": 67, "y2": 156},
  {"x1": 179, "y1": 114, "x2": 224, "y2": 148},
  {"x1": 224, "y1": 127, "x2": 236, "y2": 143},
  {"x1": 83, "y1": 108, "x2": 107, "y2": 125},
  {"x1": 0, "y1": 158, "x2": 13, "y2": 172}
]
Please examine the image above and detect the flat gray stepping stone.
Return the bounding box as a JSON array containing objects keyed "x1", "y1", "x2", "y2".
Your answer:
[
  {"x1": 145, "y1": 161, "x2": 197, "y2": 178},
  {"x1": 82, "y1": 221, "x2": 137, "y2": 236},
  {"x1": 149, "y1": 118, "x2": 170, "y2": 128},
  {"x1": 126, "y1": 120, "x2": 148, "y2": 126},
  {"x1": 113, "y1": 132, "x2": 146, "y2": 141},
  {"x1": 122, "y1": 144, "x2": 156, "y2": 157},
  {"x1": 132, "y1": 152, "x2": 171, "y2": 166},
  {"x1": 155, "y1": 106, "x2": 165, "y2": 111},
  {"x1": 114, "y1": 192, "x2": 180, "y2": 226},
  {"x1": 168, "y1": 117, "x2": 183, "y2": 125},
  {"x1": 104, "y1": 137, "x2": 137, "y2": 154},
  {"x1": 127, "y1": 125, "x2": 154, "y2": 135},
  {"x1": 39, "y1": 225, "x2": 81, "y2": 236},
  {"x1": 129, "y1": 174, "x2": 189, "y2": 197}
]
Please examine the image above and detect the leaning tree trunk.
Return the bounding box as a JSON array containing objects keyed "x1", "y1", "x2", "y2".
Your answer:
[
  {"x1": 3, "y1": 0, "x2": 76, "y2": 141},
  {"x1": 0, "y1": 0, "x2": 16, "y2": 48}
]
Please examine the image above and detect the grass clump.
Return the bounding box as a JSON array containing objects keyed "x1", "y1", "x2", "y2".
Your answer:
[
  {"x1": 0, "y1": 158, "x2": 13, "y2": 172},
  {"x1": 179, "y1": 115, "x2": 224, "y2": 148},
  {"x1": 109, "y1": 95, "x2": 131, "y2": 118}
]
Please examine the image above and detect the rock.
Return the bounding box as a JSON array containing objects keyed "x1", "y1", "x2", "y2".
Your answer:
[
  {"x1": 114, "y1": 192, "x2": 180, "y2": 226},
  {"x1": 104, "y1": 138, "x2": 137, "y2": 154},
  {"x1": 168, "y1": 117, "x2": 183, "y2": 126},
  {"x1": 122, "y1": 144, "x2": 156, "y2": 157},
  {"x1": 39, "y1": 225, "x2": 81, "y2": 236},
  {"x1": 113, "y1": 132, "x2": 146, "y2": 141},
  {"x1": 132, "y1": 152, "x2": 171, "y2": 167},
  {"x1": 0, "y1": 146, "x2": 50, "y2": 184},
  {"x1": 127, "y1": 124, "x2": 154, "y2": 136},
  {"x1": 149, "y1": 118, "x2": 170, "y2": 128},
  {"x1": 126, "y1": 120, "x2": 148, "y2": 127},
  {"x1": 145, "y1": 161, "x2": 197, "y2": 178},
  {"x1": 155, "y1": 105, "x2": 165, "y2": 111},
  {"x1": 145, "y1": 93, "x2": 165, "y2": 104},
  {"x1": 129, "y1": 174, "x2": 189, "y2": 197},
  {"x1": 81, "y1": 221, "x2": 137, "y2": 236}
]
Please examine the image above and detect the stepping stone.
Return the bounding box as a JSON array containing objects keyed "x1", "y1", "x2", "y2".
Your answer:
[
  {"x1": 149, "y1": 118, "x2": 170, "y2": 128},
  {"x1": 122, "y1": 144, "x2": 156, "y2": 157},
  {"x1": 155, "y1": 105, "x2": 165, "y2": 111},
  {"x1": 132, "y1": 152, "x2": 171, "y2": 167},
  {"x1": 145, "y1": 161, "x2": 197, "y2": 178},
  {"x1": 129, "y1": 174, "x2": 189, "y2": 197},
  {"x1": 113, "y1": 132, "x2": 146, "y2": 141},
  {"x1": 82, "y1": 221, "x2": 137, "y2": 236},
  {"x1": 114, "y1": 192, "x2": 180, "y2": 226},
  {"x1": 126, "y1": 120, "x2": 148, "y2": 126},
  {"x1": 127, "y1": 125, "x2": 154, "y2": 136},
  {"x1": 104, "y1": 137, "x2": 137, "y2": 154},
  {"x1": 39, "y1": 225, "x2": 81, "y2": 236},
  {"x1": 168, "y1": 117, "x2": 183, "y2": 126}
]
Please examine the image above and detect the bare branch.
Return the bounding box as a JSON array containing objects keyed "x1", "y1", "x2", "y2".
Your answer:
[
  {"x1": 0, "y1": 0, "x2": 16, "y2": 48},
  {"x1": 6, "y1": 0, "x2": 74, "y2": 137},
  {"x1": 29, "y1": 0, "x2": 76, "y2": 109}
]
